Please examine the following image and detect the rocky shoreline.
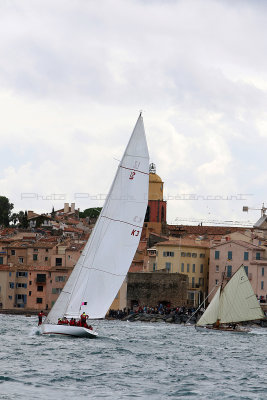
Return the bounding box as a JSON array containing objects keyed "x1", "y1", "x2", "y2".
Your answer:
[
  {"x1": 111, "y1": 312, "x2": 197, "y2": 324},
  {"x1": 108, "y1": 312, "x2": 267, "y2": 327},
  {"x1": 0, "y1": 309, "x2": 38, "y2": 316}
]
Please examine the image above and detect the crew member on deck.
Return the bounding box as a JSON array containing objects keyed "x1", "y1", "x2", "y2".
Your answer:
[
  {"x1": 80, "y1": 312, "x2": 89, "y2": 327},
  {"x1": 38, "y1": 310, "x2": 45, "y2": 326},
  {"x1": 214, "y1": 319, "x2": 220, "y2": 329}
]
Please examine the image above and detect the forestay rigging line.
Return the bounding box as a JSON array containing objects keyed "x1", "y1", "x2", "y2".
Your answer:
[
  {"x1": 81, "y1": 266, "x2": 126, "y2": 277},
  {"x1": 120, "y1": 165, "x2": 149, "y2": 175},
  {"x1": 101, "y1": 215, "x2": 143, "y2": 229}
]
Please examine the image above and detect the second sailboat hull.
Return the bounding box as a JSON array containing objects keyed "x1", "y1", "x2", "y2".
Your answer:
[
  {"x1": 195, "y1": 325, "x2": 250, "y2": 333},
  {"x1": 41, "y1": 323, "x2": 98, "y2": 338}
]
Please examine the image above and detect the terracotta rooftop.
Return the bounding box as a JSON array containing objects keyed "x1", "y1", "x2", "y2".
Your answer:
[
  {"x1": 156, "y1": 238, "x2": 210, "y2": 248},
  {"x1": 0, "y1": 238, "x2": 15, "y2": 243},
  {"x1": 66, "y1": 243, "x2": 85, "y2": 251},
  {"x1": 33, "y1": 242, "x2": 55, "y2": 249},
  {"x1": 211, "y1": 239, "x2": 264, "y2": 250},
  {"x1": 2, "y1": 240, "x2": 56, "y2": 249},
  {"x1": 66, "y1": 218, "x2": 80, "y2": 225},
  {"x1": 38, "y1": 237, "x2": 59, "y2": 242},
  {"x1": 0, "y1": 228, "x2": 16, "y2": 236},
  {"x1": 22, "y1": 236, "x2": 36, "y2": 240},
  {"x1": 3, "y1": 241, "x2": 29, "y2": 248},
  {"x1": 63, "y1": 227, "x2": 83, "y2": 233},
  {"x1": 27, "y1": 212, "x2": 40, "y2": 220},
  {"x1": 167, "y1": 224, "x2": 249, "y2": 237}
]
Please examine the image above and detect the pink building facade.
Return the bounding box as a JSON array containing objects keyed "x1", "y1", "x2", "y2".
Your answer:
[{"x1": 209, "y1": 240, "x2": 267, "y2": 303}]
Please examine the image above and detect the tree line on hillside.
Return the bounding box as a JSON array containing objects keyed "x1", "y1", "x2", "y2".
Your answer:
[
  {"x1": 0, "y1": 195, "x2": 102, "y2": 228},
  {"x1": 79, "y1": 207, "x2": 102, "y2": 219}
]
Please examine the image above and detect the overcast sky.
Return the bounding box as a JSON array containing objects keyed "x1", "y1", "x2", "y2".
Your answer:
[{"x1": 1, "y1": 0, "x2": 267, "y2": 225}]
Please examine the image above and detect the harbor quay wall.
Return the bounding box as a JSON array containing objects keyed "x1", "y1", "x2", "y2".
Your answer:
[{"x1": 127, "y1": 272, "x2": 188, "y2": 308}]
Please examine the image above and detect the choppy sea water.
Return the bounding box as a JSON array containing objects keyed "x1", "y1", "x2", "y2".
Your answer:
[{"x1": 0, "y1": 314, "x2": 267, "y2": 399}]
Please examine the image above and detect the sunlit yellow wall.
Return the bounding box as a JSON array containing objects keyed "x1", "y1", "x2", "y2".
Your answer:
[
  {"x1": 154, "y1": 242, "x2": 210, "y2": 296},
  {"x1": 108, "y1": 279, "x2": 127, "y2": 312}
]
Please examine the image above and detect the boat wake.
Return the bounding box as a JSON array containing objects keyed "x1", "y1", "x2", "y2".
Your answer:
[
  {"x1": 249, "y1": 328, "x2": 267, "y2": 335},
  {"x1": 29, "y1": 327, "x2": 41, "y2": 336}
]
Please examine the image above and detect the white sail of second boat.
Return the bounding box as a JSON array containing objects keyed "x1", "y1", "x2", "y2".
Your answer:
[{"x1": 197, "y1": 266, "x2": 264, "y2": 327}]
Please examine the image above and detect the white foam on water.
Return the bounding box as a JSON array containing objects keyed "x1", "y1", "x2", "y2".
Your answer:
[
  {"x1": 250, "y1": 327, "x2": 267, "y2": 335},
  {"x1": 29, "y1": 326, "x2": 41, "y2": 336}
]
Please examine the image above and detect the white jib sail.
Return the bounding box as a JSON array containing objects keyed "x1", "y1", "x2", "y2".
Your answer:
[
  {"x1": 196, "y1": 286, "x2": 221, "y2": 326},
  {"x1": 46, "y1": 115, "x2": 149, "y2": 323},
  {"x1": 218, "y1": 266, "x2": 264, "y2": 324}
]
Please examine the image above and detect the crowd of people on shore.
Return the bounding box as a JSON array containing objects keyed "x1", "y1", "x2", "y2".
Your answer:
[{"x1": 108, "y1": 304, "x2": 203, "y2": 320}]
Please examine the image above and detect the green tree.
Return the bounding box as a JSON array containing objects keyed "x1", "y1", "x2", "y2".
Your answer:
[
  {"x1": 79, "y1": 207, "x2": 102, "y2": 219},
  {"x1": 10, "y1": 212, "x2": 18, "y2": 225},
  {"x1": 17, "y1": 211, "x2": 25, "y2": 225},
  {"x1": 0, "y1": 196, "x2": 14, "y2": 227},
  {"x1": 21, "y1": 211, "x2": 28, "y2": 228},
  {"x1": 51, "y1": 206, "x2": 56, "y2": 219},
  {"x1": 11, "y1": 210, "x2": 29, "y2": 228}
]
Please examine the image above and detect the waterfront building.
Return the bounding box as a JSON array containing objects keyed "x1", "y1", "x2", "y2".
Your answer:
[
  {"x1": 148, "y1": 238, "x2": 210, "y2": 306},
  {"x1": 0, "y1": 265, "x2": 74, "y2": 311},
  {"x1": 26, "y1": 267, "x2": 73, "y2": 311},
  {"x1": 0, "y1": 267, "x2": 26, "y2": 309},
  {"x1": 0, "y1": 226, "x2": 85, "y2": 311},
  {"x1": 209, "y1": 240, "x2": 267, "y2": 303},
  {"x1": 127, "y1": 272, "x2": 188, "y2": 309}
]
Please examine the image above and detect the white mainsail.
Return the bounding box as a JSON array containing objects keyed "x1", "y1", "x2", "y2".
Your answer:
[
  {"x1": 218, "y1": 266, "x2": 264, "y2": 324},
  {"x1": 197, "y1": 266, "x2": 264, "y2": 326},
  {"x1": 46, "y1": 115, "x2": 149, "y2": 323}
]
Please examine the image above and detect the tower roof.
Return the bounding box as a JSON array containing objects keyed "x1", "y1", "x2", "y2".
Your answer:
[{"x1": 149, "y1": 173, "x2": 163, "y2": 183}]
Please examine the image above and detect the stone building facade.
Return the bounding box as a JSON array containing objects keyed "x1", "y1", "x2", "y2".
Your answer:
[{"x1": 127, "y1": 272, "x2": 188, "y2": 309}]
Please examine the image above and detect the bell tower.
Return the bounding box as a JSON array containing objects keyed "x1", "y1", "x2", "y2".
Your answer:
[{"x1": 144, "y1": 163, "x2": 167, "y2": 235}]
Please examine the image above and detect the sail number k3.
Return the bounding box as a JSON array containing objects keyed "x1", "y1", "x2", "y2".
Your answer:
[{"x1": 131, "y1": 229, "x2": 140, "y2": 237}]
